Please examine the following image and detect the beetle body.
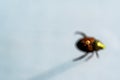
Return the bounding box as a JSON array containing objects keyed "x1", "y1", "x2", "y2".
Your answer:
[
  {"x1": 73, "y1": 32, "x2": 105, "y2": 61},
  {"x1": 76, "y1": 37, "x2": 95, "y2": 52}
]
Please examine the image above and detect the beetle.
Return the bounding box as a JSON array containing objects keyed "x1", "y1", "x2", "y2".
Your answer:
[{"x1": 73, "y1": 31, "x2": 105, "y2": 61}]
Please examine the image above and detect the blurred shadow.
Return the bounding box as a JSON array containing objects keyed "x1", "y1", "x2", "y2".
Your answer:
[{"x1": 30, "y1": 59, "x2": 85, "y2": 80}]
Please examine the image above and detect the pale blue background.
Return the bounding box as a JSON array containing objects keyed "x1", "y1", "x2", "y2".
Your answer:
[{"x1": 0, "y1": 0, "x2": 120, "y2": 80}]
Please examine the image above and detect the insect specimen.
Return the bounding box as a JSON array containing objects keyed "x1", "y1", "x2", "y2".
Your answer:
[{"x1": 73, "y1": 31, "x2": 105, "y2": 61}]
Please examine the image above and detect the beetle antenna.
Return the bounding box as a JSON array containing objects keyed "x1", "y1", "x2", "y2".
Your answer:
[{"x1": 75, "y1": 31, "x2": 87, "y2": 38}]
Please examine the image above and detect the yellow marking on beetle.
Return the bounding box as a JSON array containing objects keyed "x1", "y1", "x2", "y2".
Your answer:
[{"x1": 97, "y1": 42, "x2": 105, "y2": 49}]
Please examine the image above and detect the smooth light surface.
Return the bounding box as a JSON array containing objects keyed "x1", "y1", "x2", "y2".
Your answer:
[{"x1": 0, "y1": 0, "x2": 120, "y2": 80}]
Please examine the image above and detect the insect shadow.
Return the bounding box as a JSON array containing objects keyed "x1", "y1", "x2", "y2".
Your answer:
[{"x1": 29, "y1": 59, "x2": 85, "y2": 80}]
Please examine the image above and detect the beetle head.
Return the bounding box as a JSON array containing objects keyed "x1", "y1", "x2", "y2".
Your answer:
[{"x1": 94, "y1": 40, "x2": 105, "y2": 50}]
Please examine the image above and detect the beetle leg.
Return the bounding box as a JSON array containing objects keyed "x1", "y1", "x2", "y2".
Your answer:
[
  {"x1": 73, "y1": 53, "x2": 88, "y2": 61},
  {"x1": 95, "y1": 51, "x2": 99, "y2": 58},
  {"x1": 75, "y1": 31, "x2": 87, "y2": 38},
  {"x1": 85, "y1": 53, "x2": 94, "y2": 61}
]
